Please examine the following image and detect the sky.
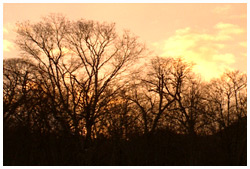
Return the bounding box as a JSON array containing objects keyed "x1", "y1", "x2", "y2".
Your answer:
[{"x1": 3, "y1": 3, "x2": 247, "y2": 81}]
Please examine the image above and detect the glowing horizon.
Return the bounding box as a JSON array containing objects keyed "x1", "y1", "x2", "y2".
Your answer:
[{"x1": 3, "y1": 3, "x2": 247, "y2": 81}]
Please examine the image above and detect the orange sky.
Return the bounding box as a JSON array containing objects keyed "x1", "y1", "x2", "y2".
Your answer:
[{"x1": 3, "y1": 3, "x2": 247, "y2": 81}]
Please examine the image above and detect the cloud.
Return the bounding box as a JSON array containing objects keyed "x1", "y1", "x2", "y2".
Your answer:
[
  {"x1": 3, "y1": 23, "x2": 15, "y2": 35},
  {"x1": 229, "y1": 14, "x2": 247, "y2": 19},
  {"x1": 215, "y1": 22, "x2": 244, "y2": 35},
  {"x1": 213, "y1": 5, "x2": 231, "y2": 14},
  {"x1": 213, "y1": 53, "x2": 235, "y2": 65},
  {"x1": 3, "y1": 27, "x2": 9, "y2": 34},
  {"x1": 239, "y1": 41, "x2": 247, "y2": 48},
  {"x1": 154, "y1": 22, "x2": 244, "y2": 81},
  {"x1": 3, "y1": 23, "x2": 16, "y2": 53},
  {"x1": 3, "y1": 40, "x2": 15, "y2": 52}
]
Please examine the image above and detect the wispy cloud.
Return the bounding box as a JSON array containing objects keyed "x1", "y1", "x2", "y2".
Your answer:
[
  {"x1": 3, "y1": 39, "x2": 14, "y2": 52},
  {"x1": 215, "y1": 22, "x2": 244, "y2": 35},
  {"x1": 3, "y1": 23, "x2": 17, "y2": 56},
  {"x1": 3, "y1": 23, "x2": 14, "y2": 35},
  {"x1": 229, "y1": 14, "x2": 247, "y2": 19},
  {"x1": 3, "y1": 27, "x2": 9, "y2": 34},
  {"x1": 239, "y1": 41, "x2": 247, "y2": 48},
  {"x1": 213, "y1": 5, "x2": 231, "y2": 15}
]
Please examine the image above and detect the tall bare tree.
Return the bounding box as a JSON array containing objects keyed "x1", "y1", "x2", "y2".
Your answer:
[
  {"x1": 204, "y1": 70, "x2": 247, "y2": 132},
  {"x1": 126, "y1": 57, "x2": 194, "y2": 135},
  {"x1": 15, "y1": 14, "x2": 145, "y2": 143}
]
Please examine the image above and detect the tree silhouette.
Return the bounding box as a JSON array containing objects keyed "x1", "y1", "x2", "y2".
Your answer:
[
  {"x1": 3, "y1": 13, "x2": 247, "y2": 166},
  {"x1": 15, "y1": 14, "x2": 145, "y2": 145},
  {"x1": 204, "y1": 70, "x2": 247, "y2": 132}
]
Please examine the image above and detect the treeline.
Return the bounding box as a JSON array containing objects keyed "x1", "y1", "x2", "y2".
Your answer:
[{"x1": 3, "y1": 14, "x2": 247, "y2": 165}]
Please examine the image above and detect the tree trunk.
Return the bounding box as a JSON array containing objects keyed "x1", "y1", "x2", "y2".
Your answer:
[{"x1": 85, "y1": 121, "x2": 92, "y2": 148}]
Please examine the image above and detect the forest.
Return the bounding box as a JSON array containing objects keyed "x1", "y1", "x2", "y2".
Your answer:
[{"x1": 3, "y1": 14, "x2": 247, "y2": 166}]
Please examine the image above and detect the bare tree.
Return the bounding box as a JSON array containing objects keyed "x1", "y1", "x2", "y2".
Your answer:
[
  {"x1": 3, "y1": 58, "x2": 36, "y2": 129},
  {"x1": 65, "y1": 19, "x2": 144, "y2": 142},
  {"x1": 204, "y1": 70, "x2": 247, "y2": 132},
  {"x1": 167, "y1": 76, "x2": 208, "y2": 135},
  {"x1": 15, "y1": 14, "x2": 145, "y2": 143},
  {"x1": 126, "y1": 57, "x2": 194, "y2": 135},
  {"x1": 16, "y1": 14, "x2": 81, "y2": 135},
  {"x1": 3, "y1": 58, "x2": 57, "y2": 134}
]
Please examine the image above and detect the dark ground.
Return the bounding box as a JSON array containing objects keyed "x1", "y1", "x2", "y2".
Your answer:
[{"x1": 3, "y1": 117, "x2": 246, "y2": 166}]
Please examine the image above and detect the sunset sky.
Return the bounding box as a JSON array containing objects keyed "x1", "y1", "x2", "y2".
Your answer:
[{"x1": 3, "y1": 3, "x2": 247, "y2": 81}]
